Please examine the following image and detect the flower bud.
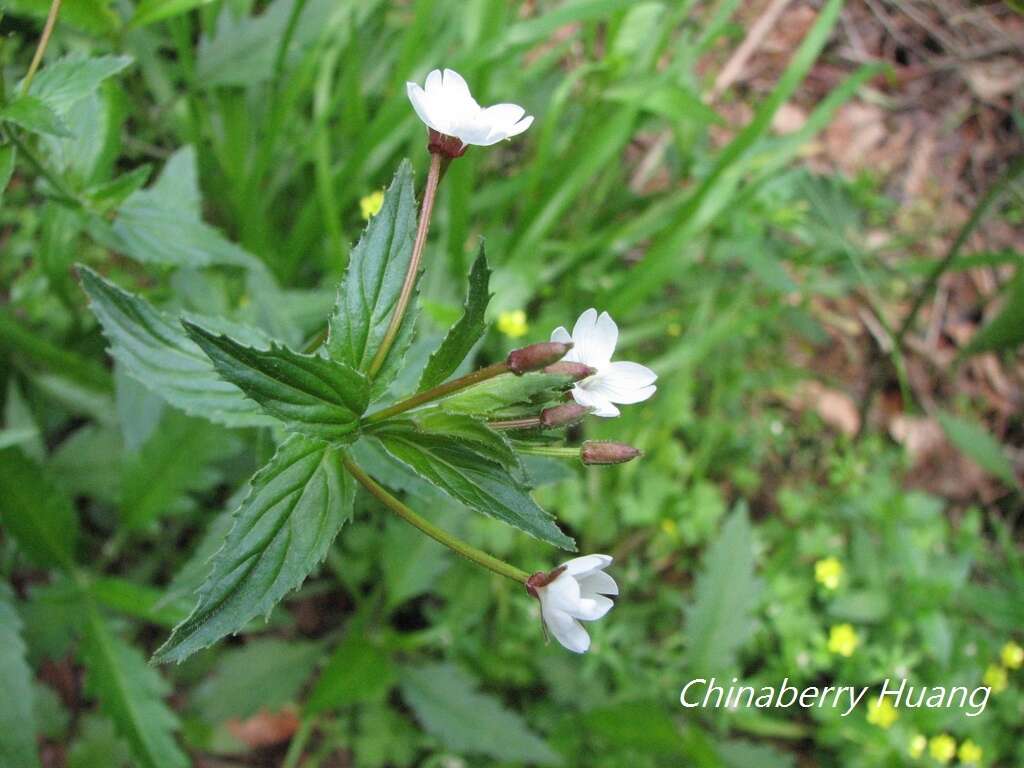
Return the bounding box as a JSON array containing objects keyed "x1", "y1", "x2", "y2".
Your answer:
[
  {"x1": 539, "y1": 402, "x2": 590, "y2": 428},
  {"x1": 506, "y1": 341, "x2": 573, "y2": 375},
  {"x1": 580, "y1": 440, "x2": 642, "y2": 465},
  {"x1": 542, "y1": 361, "x2": 595, "y2": 380}
]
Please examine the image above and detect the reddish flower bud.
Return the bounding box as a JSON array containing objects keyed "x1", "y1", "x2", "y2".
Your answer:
[
  {"x1": 543, "y1": 361, "x2": 596, "y2": 380},
  {"x1": 580, "y1": 440, "x2": 642, "y2": 465},
  {"x1": 507, "y1": 341, "x2": 573, "y2": 375},
  {"x1": 539, "y1": 402, "x2": 591, "y2": 428}
]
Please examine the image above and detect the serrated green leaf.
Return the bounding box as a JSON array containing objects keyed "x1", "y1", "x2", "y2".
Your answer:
[
  {"x1": 81, "y1": 609, "x2": 188, "y2": 768},
  {"x1": 0, "y1": 448, "x2": 78, "y2": 570},
  {"x1": 154, "y1": 435, "x2": 354, "y2": 663},
  {"x1": 439, "y1": 372, "x2": 570, "y2": 415},
  {"x1": 374, "y1": 423, "x2": 574, "y2": 550},
  {"x1": 0, "y1": 96, "x2": 71, "y2": 137},
  {"x1": 0, "y1": 584, "x2": 40, "y2": 768},
  {"x1": 307, "y1": 634, "x2": 395, "y2": 714},
  {"x1": 121, "y1": 412, "x2": 235, "y2": 529},
  {"x1": 109, "y1": 148, "x2": 260, "y2": 268},
  {"x1": 327, "y1": 160, "x2": 418, "y2": 393},
  {"x1": 407, "y1": 410, "x2": 518, "y2": 469},
  {"x1": 131, "y1": 0, "x2": 217, "y2": 27},
  {"x1": 184, "y1": 321, "x2": 369, "y2": 441},
  {"x1": 938, "y1": 410, "x2": 1021, "y2": 491},
  {"x1": 962, "y1": 268, "x2": 1024, "y2": 355},
  {"x1": 400, "y1": 663, "x2": 561, "y2": 765},
  {"x1": 79, "y1": 266, "x2": 274, "y2": 427},
  {"x1": 418, "y1": 246, "x2": 492, "y2": 390},
  {"x1": 194, "y1": 639, "x2": 322, "y2": 721},
  {"x1": 683, "y1": 505, "x2": 760, "y2": 674},
  {"x1": 25, "y1": 55, "x2": 132, "y2": 115}
]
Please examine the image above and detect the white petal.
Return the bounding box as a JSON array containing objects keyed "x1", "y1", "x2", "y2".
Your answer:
[
  {"x1": 505, "y1": 115, "x2": 534, "y2": 138},
  {"x1": 578, "y1": 570, "x2": 618, "y2": 596},
  {"x1": 582, "y1": 362, "x2": 657, "y2": 405},
  {"x1": 550, "y1": 326, "x2": 582, "y2": 363},
  {"x1": 569, "y1": 594, "x2": 614, "y2": 621},
  {"x1": 482, "y1": 103, "x2": 526, "y2": 128},
  {"x1": 423, "y1": 69, "x2": 443, "y2": 95},
  {"x1": 406, "y1": 83, "x2": 437, "y2": 131},
  {"x1": 441, "y1": 68, "x2": 472, "y2": 101},
  {"x1": 569, "y1": 385, "x2": 619, "y2": 418},
  {"x1": 539, "y1": 572, "x2": 581, "y2": 614},
  {"x1": 562, "y1": 554, "x2": 613, "y2": 577},
  {"x1": 569, "y1": 309, "x2": 599, "y2": 365},
  {"x1": 542, "y1": 605, "x2": 591, "y2": 653},
  {"x1": 590, "y1": 311, "x2": 619, "y2": 367}
]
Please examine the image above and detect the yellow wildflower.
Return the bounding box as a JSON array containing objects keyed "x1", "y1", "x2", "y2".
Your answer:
[
  {"x1": 497, "y1": 309, "x2": 529, "y2": 339},
  {"x1": 866, "y1": 697, "x2": 898, "y2": 729},
  {"x1": 360, "y1": 190, "x2": 384, "y2": 220},
  {"x1": 1001, "y1": 641, "x2": 1023, "y2": 670},
  {"x1": 983, "y1": 664, "x2": 1007, "y2": 693},
  {"x1": 958, "y1": 739, "x2": 983, "y2": 765},
  {"x1": 908, "y1": 734, "x2": 926, "y2": 759},
  {"x1": 928, "y1": 734, "x2": 956, "y2": 765},
  {"x1": 827, "y1": 623, "x2": 859, "y2": 657},
  {"x1": 814, "y1": 557, "x2": 843, "y2": 590}
]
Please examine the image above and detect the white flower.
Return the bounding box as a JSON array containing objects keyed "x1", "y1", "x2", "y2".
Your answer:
[
  {"x1": 529, "y1": 554, "x2": 618, "y2": 654},
  {"x1": 406, "y1": 68, "x2": 534, "y2": 148},
  {"x1": 550, "y1": 308, "x2": 657, "y2": 418}
]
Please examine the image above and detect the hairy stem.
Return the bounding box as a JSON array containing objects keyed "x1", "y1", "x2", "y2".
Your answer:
[
  {"x1": 362, "y1": 361, "x2": 508, "y2": 424},
  {"x1": 21, "y1": 0, "x2": 62, "y2": 96},
  {"x1": 366, "y1": 151, "x2": 444, "y2": 379},
  {"x1": 513, "y1": 444, "x2": 579, "y2": 458},
  {"x1": 490, "y1": 416, "x2": 543, "y2": 431},
  {"x1": 341, "y1": 455, "x2": 530, "y2": 583}
]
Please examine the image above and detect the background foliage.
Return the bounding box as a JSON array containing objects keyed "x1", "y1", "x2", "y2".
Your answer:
[{"x1": 1, "y1": 1, "x2": 1022, "y2": 766}]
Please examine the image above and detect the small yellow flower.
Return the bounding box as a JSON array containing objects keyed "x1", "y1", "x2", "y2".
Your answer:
[
  {"x1": 666, "y1": 322, "x2": 682, "y2": 337},
  {"x1": 660, "y1": 519, "x2": 678, "y2": 537},
  {"x1": 928, "y1": 734, "x2": 956, "y2": 765},
  {"x1": 814, "y1": 557, "x2": 843, "y2": 590},
  {"x1": 827, "y1": 623, "x2": 859, "y2": 657},
  {"x1": 1001, "y1": 641, "x2": 1023, "y2": 670},
  {"x1": 958, "y1": 739, "x2": 983, "y2": 765},
  {"x1": 983, "y1": 664, "x2": 1007, "y2": 693},
  {"x1": 866, "y1": 698, "x2": 898, "y2": 729},
  {"x1": 497, "y1": 309, "x2": 529, "y2": 339},
  {"x1": 359, "y1": 190, "x2": 385, "y2": 220},
  {"x1": 908, "y1": 734, "x2": 927, "y2": 759}
]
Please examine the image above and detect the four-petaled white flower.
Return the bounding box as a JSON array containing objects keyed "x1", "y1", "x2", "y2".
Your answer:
[
  {"x1": 406, "y1": 68, "x2": 534, "y2": 150},
  {"x1": 528, "y1": 555, "x2": 618, "y2": 654},
  {"x1": 550, "y1": 308, "x2": 657, "y2": 417}
]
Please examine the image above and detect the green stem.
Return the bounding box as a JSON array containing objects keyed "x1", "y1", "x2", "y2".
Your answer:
[
  {"x1": 362, "y1": 361, "x2": 508, "y2": 425},
  {"x1": 366, "y1": 151, "x2": 445, "y2": 379},
  {"x1": 341, "y1": 455, "x2": 530, "y2": 584},
  {"x1": 896, "y1": 156, "x2": 1024, "y2": 344},
  {"x1": 3, "y1": 127, "x2": 80, "y2": 207},
  {"x1": 513, "y1": 444, "x2": 579, "y2": 459},
  {"x1": 21, "y1": 0, "x2": 62, "y2": 96},
  {"x1": 282, "y1": 715, "x2": 317, "y2": 768},
  {"x1": 490, "y1": 416, "x2": 542, "y2": 431},
  {"x1": 0, "y1": 307, "x2": 112, "y2": 392}
]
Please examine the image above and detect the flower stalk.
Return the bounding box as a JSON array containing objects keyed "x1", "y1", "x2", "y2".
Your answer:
[
  {"x1": 362, "y1": 360, "x2": 508, "y2": 425},
  {"x1": 341, "y1": 454, "x2": 529, "y2": 583},
  {"x1": 366, "y1": 150, "x2": 445, "y2": 380}
]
